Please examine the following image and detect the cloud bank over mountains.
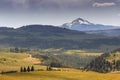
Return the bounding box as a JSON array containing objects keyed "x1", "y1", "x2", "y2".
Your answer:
[
  {"x1": 0, "y1": 0, "x2": 119, "y2": 11},
  {"x1": 0, "y1": 0, "x2": 120, "y2": 27}
]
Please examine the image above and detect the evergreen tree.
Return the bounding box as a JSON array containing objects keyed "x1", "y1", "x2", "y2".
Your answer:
[
  {"x1": 23, "y1": 67, "x2": 27, "y2": 72},
  {"x1": 20, "y1": 67, "x2": 23, "y2": 72},
  {"x1": 27, "y1": 66, "x2": 31, "y2": 72},
  {"x1": 31, "y1": 66, "x2": 34, "y2": 71}
]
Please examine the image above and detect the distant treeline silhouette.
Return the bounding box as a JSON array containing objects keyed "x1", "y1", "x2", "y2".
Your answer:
[
  {"x1": 20, "y1": 66, "x2": 35, "y2": 72},
  {"x1": 1, "y1": 70, "x2": 17, "y2": 74}
]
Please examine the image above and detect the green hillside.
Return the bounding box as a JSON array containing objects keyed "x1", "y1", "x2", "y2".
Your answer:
[
  {"x1": 29, "y1": 49, "x2": 102, "y2": 68},
  {"x1": 0, "y1": 49, "x2": 120, "y2": 80},
  {"x1": 85, "y1": 48, "x2": 120, "y2": 73},
  {"x1": 0, "y1": 52, "x2": 43, "y2": 72},
  {"x1": 0, "y1": 25, "x2": 120, "y2": 52},
  {"x1": 0, "y1": 48, "x2": 102, "y2": 72}
]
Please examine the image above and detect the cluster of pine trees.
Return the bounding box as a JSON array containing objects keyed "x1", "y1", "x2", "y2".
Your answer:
[
  {"x1": 84, "y1": 53, "x2": 120, "y2": 73},
  {"x1": 20, "y1": 66, "x2": 34, "y2": 72}
]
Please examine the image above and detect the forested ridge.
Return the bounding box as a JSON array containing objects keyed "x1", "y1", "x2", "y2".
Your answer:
[
  {"x1": 85, "y1": 48, "x2": 120, "y2": 73},
  {"x1": 0, "y1": 25, "x2": 120, "y2": 52}
]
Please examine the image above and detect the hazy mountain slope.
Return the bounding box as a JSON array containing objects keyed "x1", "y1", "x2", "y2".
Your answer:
[
  {"x1": 86, "y1": 29, "x2": 120, "y2": 37},
  {"x1": 0, "y1": 25, "x2": 120, "y2": 52}
]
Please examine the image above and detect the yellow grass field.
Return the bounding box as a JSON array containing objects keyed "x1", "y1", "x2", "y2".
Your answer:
[
  {"x1": 64, "y1": 50, "x2": 103, "y2": 56},
  {"x1": 0, "y1": 51, "x2": 119, "y2": 80},
  {"x1": 0, "y1": 52, "x2": 44, "y2": 72},
  {"x1": 0, "y1": 70, "x2": 120, "y2": 80}
]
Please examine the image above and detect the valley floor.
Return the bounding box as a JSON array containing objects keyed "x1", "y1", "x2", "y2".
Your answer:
[{"x1": 0, "y1": 70, "x2": 120, "y2": 80}]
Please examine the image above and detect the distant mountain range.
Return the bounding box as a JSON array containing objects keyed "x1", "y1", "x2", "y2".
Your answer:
[
  {"x1": 0, "y1": 25, "x2": 120, "y2": 52},
  {"x1": 61, "y1": 18, "x2": 120, "y2": 31},
  {"x1": 86, "y1": 29, "x2": 120, "y2": 37}
]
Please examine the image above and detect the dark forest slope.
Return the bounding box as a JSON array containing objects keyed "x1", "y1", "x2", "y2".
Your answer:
[
  {"x1": 85, "y1": 48, "x2": 120, "y2": 73},
  {"x1": 0, "y1": 25, "x2": 120, "y2": 52}
]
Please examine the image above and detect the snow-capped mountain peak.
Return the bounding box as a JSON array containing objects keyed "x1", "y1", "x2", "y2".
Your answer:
[
  {"x1": 61, "y1": 18, "x2": 93, "y2": 29},
  {"x1": 71, "y1": 18, "x2": 92, "y2": 25},
  {"x1": 61, "y1": 17, "x2": 120, "y2": 31}
]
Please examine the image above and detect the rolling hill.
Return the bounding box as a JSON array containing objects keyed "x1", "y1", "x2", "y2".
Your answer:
[
  {"x1": 0, "y1": 52, "x2": 42, "y2": 72},
  {"x1": 0, "y1": 48, "x2": 102, "y2": 73},
  {"x1": 0, "y1": 25, "x2": 120, "y2": 52},
  {"x1": 85, "y1": 48, "x2": 120, "y2": 73},
  {"x1": 31, "y1": 49, "x2": 102, "y2": 68},
  {"x1": 86, "y1": 29, "x2": 120, "y2": 37}
]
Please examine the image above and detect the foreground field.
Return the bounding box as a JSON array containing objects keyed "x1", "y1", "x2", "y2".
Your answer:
[
  {"x1": 0, "y1": 50, "x2": 118, "y2": 80},
  {"x1": 0, "y1": 52, "x2": 44, "y2": 72},
  {"x1": 0, "y1": 71, "x2": 120, "y2": 80}
]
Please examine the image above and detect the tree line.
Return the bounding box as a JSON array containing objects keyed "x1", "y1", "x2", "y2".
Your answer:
[
  {"x1": 84, "y1": 53, "x2": 120, "y2": 73},
  {"x1": 20, "y1": 66, "x2": 34, "y2": 72}
]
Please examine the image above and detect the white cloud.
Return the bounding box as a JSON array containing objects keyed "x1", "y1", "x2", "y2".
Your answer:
[{"x1": 93, "y1": 2, "x2": 116, "y2": 7}]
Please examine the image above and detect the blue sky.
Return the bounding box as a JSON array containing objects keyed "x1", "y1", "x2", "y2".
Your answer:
[{"x1": 0, "y1": 0, "x2": 120, "y2": 28}]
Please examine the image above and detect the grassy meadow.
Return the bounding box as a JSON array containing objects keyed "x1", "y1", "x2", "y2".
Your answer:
[
  {"x1": 1, "y1": 70, "x2": 120, "y2": 80},
  {"x1": 0, "y1": 52, "x2": 45, "y2": 72},
  {"x1": 0, "y1": 49, "x2": 101, "y2": 72},
  {"x1": 0, "y1": 49, "x2": 120, "y2": 80}
]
